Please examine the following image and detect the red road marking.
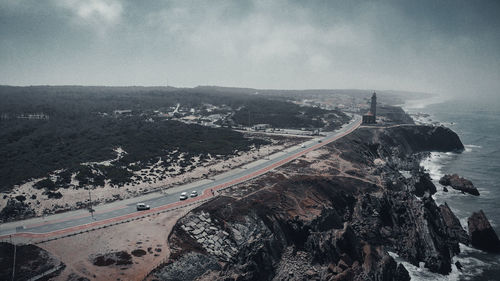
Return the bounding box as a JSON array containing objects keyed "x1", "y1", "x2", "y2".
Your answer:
[
  {"x1": 26, "y1": 205, "x2": 128, "y2": 229},
  {"x1": 1, "y1": 119, "x2": 361, "y2": 240}
]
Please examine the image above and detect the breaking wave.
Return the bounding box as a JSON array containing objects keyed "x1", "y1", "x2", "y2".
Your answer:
[{"x1": 464, "y1": 144, "x2": 482, "y2": 153}]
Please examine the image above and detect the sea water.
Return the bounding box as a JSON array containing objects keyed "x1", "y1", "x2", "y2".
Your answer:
[{"x1": 404, "y1": 96, "x2": 500, "y2": 281}]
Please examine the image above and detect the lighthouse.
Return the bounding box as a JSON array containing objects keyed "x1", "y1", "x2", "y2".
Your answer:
[
  {"x1": 370, "y1": 92, "x2": 376, "y2": 117},
  {"x1": 362, "y1": 92, "x2": 377, "y2": 124}
]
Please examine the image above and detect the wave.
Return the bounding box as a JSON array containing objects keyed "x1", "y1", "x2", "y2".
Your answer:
[
  {"x1": 464, "y1": 144, "x2": 482, "y2": 148},
  {"x1": 420, "y1": 152, "x2": 455, "y2": 180},
  {"x1": 421, "y1": 153, "x2": 497, "y2": 280},
  {"x1": 388, "y1": 247, "x2": 497, "y2": 281},
  {"x1": 415, "y1": 100, "x2": 500, "y2": 280},
  {"x1": 464, "y1": 144, "x2": 482, "y2": 153},
  {"x1": 456, "y1": 244, "x2": 500, "y2": 280},
  {"x1": 388, "y1": 252, "x2": 462, "y2": 281}
]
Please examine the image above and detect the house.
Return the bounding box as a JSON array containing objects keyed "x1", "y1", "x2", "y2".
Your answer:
[{"x1": 253, "y1": 124, "x2": 271, "y2": 130}]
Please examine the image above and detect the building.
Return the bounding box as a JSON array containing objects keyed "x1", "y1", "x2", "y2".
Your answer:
[
  {"x1": 362, "y1": 92, "x2": 377, "y2": 124},
  {"x1": 113, "y1": 109, "x2": 132, "y2": 115},
  {"x1": 253, "y1": 124, "x2": 271, "y2": 130},
  {"x1": 362, "y1": 112, "x2": 376, "y2": 124},
  {"x1": 370, "y1": 92, "x2": 376, "y2": 116}
]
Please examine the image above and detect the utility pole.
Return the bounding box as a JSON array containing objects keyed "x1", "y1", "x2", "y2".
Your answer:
[
  {"x1": 10, "y1": 235, "x2": 16, "y2": 281},
  {"x1": 88, "y1": 189, "x2": 94, "y2": 219},
  {"x1": 248, "y1": 109, "x2": 251, "y2": 129}
]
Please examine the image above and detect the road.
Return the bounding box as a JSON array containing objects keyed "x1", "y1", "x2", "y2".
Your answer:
[{"x1": 0, "y1": 114, "x2": 362, "y2": 240}]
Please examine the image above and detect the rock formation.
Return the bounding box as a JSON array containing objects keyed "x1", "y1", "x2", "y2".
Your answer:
[
  {"x1": 468, "y1": 210, "x2": 500, "y2": 253},
  {"x1": 153, "y1": 123, "x2": 468, "y2": 280},
  {"x1": 439, "y1": 203, "x2": 469, "y2": 247},
  {"x1": 439, "y1": 174, "x2": 479, "y2": 196}
]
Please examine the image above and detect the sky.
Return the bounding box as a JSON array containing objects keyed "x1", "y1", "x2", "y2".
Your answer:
[{"x1": 1, "y1": 0, "x2": 500, "y2": 98}]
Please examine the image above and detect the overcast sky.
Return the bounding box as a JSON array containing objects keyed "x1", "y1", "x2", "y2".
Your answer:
[{"x1": 1, "y1": 0, "x2": 499, "y2": 97}]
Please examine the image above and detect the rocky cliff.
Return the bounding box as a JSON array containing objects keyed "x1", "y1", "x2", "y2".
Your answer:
[{"x1": 154, "y1": 124, "x2": 467, "y2": 281}]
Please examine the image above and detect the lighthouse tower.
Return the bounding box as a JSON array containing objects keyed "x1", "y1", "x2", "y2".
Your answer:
[
  {"x1": 370, "y1": 92, "x2": 377, "y2": 118},
  {"x1": 362, "y1": 92, "x2": 377, "y2": 124}
]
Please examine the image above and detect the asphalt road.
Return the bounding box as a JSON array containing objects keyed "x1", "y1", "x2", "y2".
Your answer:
[{"x1": 0, "y1": 114, "x2": 361, "y2": 239}]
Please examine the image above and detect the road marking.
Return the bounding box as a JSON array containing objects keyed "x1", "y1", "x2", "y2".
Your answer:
[{"x1": 0, "y1": 117, "x2": 361, "y2": 239}]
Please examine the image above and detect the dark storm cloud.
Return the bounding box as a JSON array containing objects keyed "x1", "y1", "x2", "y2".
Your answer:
[{"x1": 1, "y1": 0, "x2": 499, "y2": 97}]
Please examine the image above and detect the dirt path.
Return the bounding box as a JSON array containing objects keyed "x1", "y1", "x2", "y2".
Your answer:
[{"x1": 39, "y1": 204, "x2": 199, "y2": 281}]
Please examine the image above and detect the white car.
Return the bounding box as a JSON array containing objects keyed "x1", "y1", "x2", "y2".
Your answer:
[
  {"x1": 190, "y1": 190, "x2": 198, "y2": 197},
  {"x1": 301, "y1": 144, "x2": 306, "y2": 148},
  {"x1": 136, "y1": 203, "x2": 150, "y2": 211},
  {"x1": 179, "y1": 192, "x2": 188, "y2": 200}
]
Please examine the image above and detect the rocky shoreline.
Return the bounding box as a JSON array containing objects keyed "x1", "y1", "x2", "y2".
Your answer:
[{"x1": 152, "y1": 123, "x2": 499, "y2": 281}]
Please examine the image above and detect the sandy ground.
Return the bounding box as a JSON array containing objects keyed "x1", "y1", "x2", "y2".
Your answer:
[
  {"x1": 1, "y1": 136, "x2": 303, "y2": 218},
  {"x1": 28, "y1": 134, "x2": 366, "y2": 281},
  {"x1": 39, "y1": 205, "x2": 198, "y2": 281},
  {"x1": 275, "y1": 145, "x2": 381, "y2": 186}
]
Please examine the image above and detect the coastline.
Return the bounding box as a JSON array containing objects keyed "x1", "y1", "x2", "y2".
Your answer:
[
  {"x1": 2, "y1": 100, "x2": 498, "y2": 280},
  {"x1": 405, "y1": 97, "x2": 500, "y2": 281},
  {"x1": 151, "y1": 115, "x2": 472, "y2": 280}
]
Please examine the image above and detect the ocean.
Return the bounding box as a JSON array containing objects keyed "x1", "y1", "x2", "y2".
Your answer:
[{"x1": 402, "y1": 96, "x2": 500, "y2": 281}]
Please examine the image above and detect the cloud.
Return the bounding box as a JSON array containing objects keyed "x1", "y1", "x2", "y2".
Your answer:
[
  {"x1": 1, "y1": 0, "x2": 499, "y2": 97},
  {"x1": 53, "y1": 0, "x2": 122, "y2": 28}
]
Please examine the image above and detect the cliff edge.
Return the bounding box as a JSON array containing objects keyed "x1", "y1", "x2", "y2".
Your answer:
[{"x1": 153, "y1": 124, "x2": 466, "y2": 281}]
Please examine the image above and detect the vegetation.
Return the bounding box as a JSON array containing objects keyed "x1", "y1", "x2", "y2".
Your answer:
[
  {"x1": 0, "y1": 86, "x2": 348, "y2": 192},
  {"x1": 232, "y1": 99, "x2": 327, "y2": 128}
]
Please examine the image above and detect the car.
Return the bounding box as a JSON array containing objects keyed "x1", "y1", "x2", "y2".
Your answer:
[
  {"x1": 179, "y1": 192, "x2": 188, "y2": 200},
  {"x1": 301, "y1": 144, "x2": 306, "y2": 148},
  {"x1": 318, "y1": 139, "x2": 323, "y2": 143},
  {"x1": 190, "y1": 190, "x2": 198, "y2": 197},
  {"x1": 136, "y1": 203, "x2": 150, "y2": 211}
]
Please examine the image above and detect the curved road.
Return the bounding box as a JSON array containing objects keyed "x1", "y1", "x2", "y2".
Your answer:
[{"x1": 0, "y1": 115, "x2": 362, "y2": 240}]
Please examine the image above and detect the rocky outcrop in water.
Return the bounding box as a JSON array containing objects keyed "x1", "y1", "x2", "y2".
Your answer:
[
  {"x1": 439, "y1": 174, "x2": 479, "y2": 196},
  {"x1": 467, "y1": 210, "x2": 500, "y2": 253}
]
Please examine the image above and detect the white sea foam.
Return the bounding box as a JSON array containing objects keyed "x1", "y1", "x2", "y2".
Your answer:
[
  {"x1": 452, "y1": 256, "x2": 486, "y2": 280},
  {"x1": 388, "y1": 249, "x2": 495, "y2": 281},
  {"x1": 420, "y1": 151, "x2": 495, "y2": 280},
  {"x1": 460, "y1": 243, "x2": 482, "y2": 254},
  {"x1": 413, "y1": 101, "x2": 498, "y2": 280},
  {"x1": 388, "y1": 252, "x2": 462, "y2": 281},
  {"x1": 421, "y1": 152, "x2": 449, "y2": 179},
  {"x1": 464, "y1": 144, "x2": 482, "y2": 153},
  {"x1": 464, "y1": 144, "x2": 482, "y2": 148}
]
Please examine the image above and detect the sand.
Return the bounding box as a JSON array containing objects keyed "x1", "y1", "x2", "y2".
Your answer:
[
  {"x1": 1, "y1": 136, "x2": 302, "y2": 218},
  {"x1": 39, "y1": 204, "x2": 197, "y2": 281}
]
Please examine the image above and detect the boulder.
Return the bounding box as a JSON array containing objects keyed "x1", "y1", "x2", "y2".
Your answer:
[
  {"x1": 467, "y1": 210, "x2": 500, "y2": 253},
  {"x1": 439, "y1": 174, "x2": 479, "y2": 196}
]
